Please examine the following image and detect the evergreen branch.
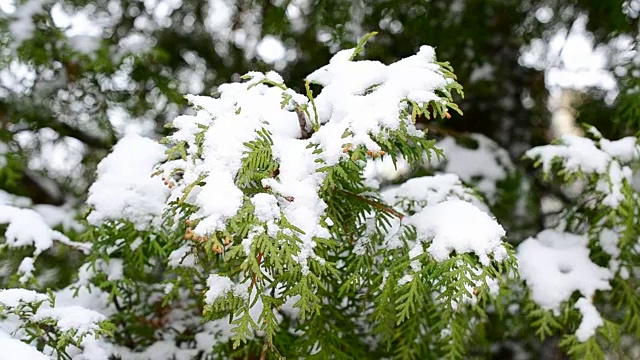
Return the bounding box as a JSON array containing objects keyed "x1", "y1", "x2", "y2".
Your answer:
[{"x1": 336, "y1": 189, "x2": 404, "y2": 220}]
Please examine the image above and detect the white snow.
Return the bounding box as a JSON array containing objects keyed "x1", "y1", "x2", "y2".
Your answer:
[
  {"x1": 527, "y1": 133, "x2": 639, "y2": 176},
  {"x1": 574, "y1": 297, "x2": 604, "y2": 342},
  {"x1": 68, "y1": 35, "x2": 101, "y2": 54},
  {"x1": 158, "y1": 45, "x2": 458, "y2": 278},
  {"x1": 595, "y1": 161, "x2": 632, "y2": 208},
  {"x1": 204, "y1": 275, "x2": 236, "y2": 304},
  {"x1": 0, "y1": 288, "x2": 48, "y2": 308},
  {"x1": 34, "y1": 306, "x2": 106, "y2": 333},
  {"x1": 598, "y1": 228, "x2": 621, "y2": 258},
  {"x1": 0, "y1": 333, "x2": 48, "y2": 360},
  {"x1": 600, "y1": 137, "x2": 640, "y2": 163},
  {"x1": 516, "y1": 230, "x2": 613, "y2": 312},
  {"x1": 17, "y1": 257, "x2": 35, "y2": 283},
  {"x1": 32, "y1": 204, "x2": 82, "y2": 232},
  {"x1": 257, "y1": 36, "x2": 286, "y2": 63},
  {"x1": 526, "y1": 132, "x2": 638, "y2": 208},
  {"x1": 433, "y1": 134, "x2": 513, "y2": 200},
  {"x1": 262, "y1": 137, "x2": 329, "y2": 274},
  {"x1": 408, "y1": 199, "x2": 506, "y2": 265},
  {"x1": 87, "y1": 134, "x2": 169, "y2": 230},
  {"x1": 307, "y1": 45, "x2": 450, "y2": 166},
  {"x1": 526, "y1": 134, "x2": 611, "y2": 174},
  {"x1": 0, "y1": 206, "x2": 70, "y2": 254},
  {"x1": 250, "y1": 193, "x2": 281, "y2": 222}
]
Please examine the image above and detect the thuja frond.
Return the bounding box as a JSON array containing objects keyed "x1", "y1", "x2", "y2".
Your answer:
[
  {"x1": 524, "y1": 301, "x2": 562, "y2": 340},
  {"x1": 337, "y1": 189, "x2": 405, "y2": 219},
  {"x1": 237, "y1": 128, "x2": 278, "y2": 190},
  {"x1": 559, "y1": 335, "x2": 606, "y2": 360},
  {"x1": 349, "y1": 31, "x2": 378, "y2": 61}
]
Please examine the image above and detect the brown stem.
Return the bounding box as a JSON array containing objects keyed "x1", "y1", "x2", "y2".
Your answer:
[
  {"x1": 260, "y1": 341, "x2": 269, "y2": 360},
  {"x1": 295, "y1": 107, "x2": 312, "y2": 139}
]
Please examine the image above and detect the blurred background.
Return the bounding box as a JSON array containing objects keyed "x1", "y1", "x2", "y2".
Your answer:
[
  {"x1": 0, "y1": 0, "x2": 638, "y2": 207},
  {"x1": 0, "y1": 0, "x2": 640, "y2": 205}
]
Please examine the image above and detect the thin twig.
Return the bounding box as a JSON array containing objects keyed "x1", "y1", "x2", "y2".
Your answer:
[
  {"x1": 260, "y1": 341, "x2": 269, "y2": 360},
  {"x1": 337, "y1": 189, "x2": 404, "y2": 220}
]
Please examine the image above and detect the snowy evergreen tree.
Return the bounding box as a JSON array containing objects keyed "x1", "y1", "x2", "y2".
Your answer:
[{"x1": 1, "y1": 1, "x2": 640, "y2": 359}]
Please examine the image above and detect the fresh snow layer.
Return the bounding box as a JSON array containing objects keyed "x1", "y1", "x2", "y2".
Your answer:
[
  {"x1": 526, "y1": 134, "x2": 612, "y2": 174},
  {"x1": 307, "y1": 45, "x2": 448, "y2": 166},
  {"x1": 517, "y1": 230, "x2": 612, "y2": 312},
  {"x1": 87, "y1": 134, "x2": 169, "y2": 230},
  {"x1": 382, "y1": 173, "x2": 483, "y2": 211},
  {"x1": 34, "y1": 306, "x2": 106, "y2": 333},
  {"x1": 0, "y1": 334, "x2": 48, "y2": 360},
  {"x1": 204, "y1": 274, "x2": 236, "y2": 304},
  {"x1": 0, "y1": 206, "x2": 79, "y2": 254},
  {"x1": 0, "y1": 288, "x2": 48, "y2": 307},
  {"x1": 250, "y1": 193, "x2": 281, "y2": 222},
  {"x1": 408, "y1": 199, "x2": 506, "y2": 265},
  {"x1": 158, "y1": 45, "x2": 456, "y2": 275}
]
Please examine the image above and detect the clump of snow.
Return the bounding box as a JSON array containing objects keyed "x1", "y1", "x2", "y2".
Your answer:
[
  {"x1": 17, "y1": 257, "x2": 35, "y2": 283},
  {"x1": 262, "y1": 137, "x2": 330, "y2": 273},
  {"x1": 382, "y1": 173, "x2": 485, "y2": 212},
  {"x1": 250, "y1": 193, "x2": 281, "y2": 222},
  {"x1": 68, "y1": 35, "x2": 101, "y2": 55},
  {"x1": 526, "y1": 132, "x2": 639, "y2": 209},
  {"x1": 0, "y1": 192, "x2": 78, "y2": 228},
  {"x1": 0, "y1": 288, "x2": 48, "y2": 308},
  {"x1": 598, "y1": 228, "x2": 620, "y2": 258},
  {"x1": 599, "y1": 137, "x2": 640, "y2": 163},
  {"x1": 408, "y1": 199, "x2": 506, "y2": 265},
  {"x1": 34, "y1": 306, "x2": 106, "y2": 333},
  {"x1": 0, "y1": 206, "x2": 87, "y2": 254},
  {"x1": 165, "y1": 83, "x2": 304, "y2": 239},
  {"x1": 87, "y1": 134, "x2": 169, "y2": 230},
  {"x1": 116, "y1": 32, "x2": 155, "y2": 56},
  {"x1": 103, "y1": 259, "x2": 123, "y2": 281},
  {"x1": 526, "y1": 134, "x2": 611, "y2": 174},
  {"x1": 0, "y1": 333, "x2": 48, "y2": 360},
  {"x1": 256, "y1": 35, "x2": 286, "y2": 64},
  {"x1": 32, "y1": 204, "x2": 83, "y2": 232},
  {"x1": 204, "y1": 275, "x2": 236, "y2": 304},
  {"x1": 193, "y1": 174, "x2": 244, "y2": 233},
  {"x1": 527, "y1": 133, "x2": 639, "y2": 176},
  {"x1": 595, "y1": 161, "x2": 632, "y2": 208},
  {"x1": 307, "y1": 45, "x2": 450, "y2": 166},
  {"x1": 53, "y1": 285, "x2": 113, "y2": 317},
  {"x1": 516, "y1": 230, "x2": 613, "y2": 312},
  {"x1": 161, "y1": 76, "x2": 329, "y2": 274},
  {"x1": 574, "y1": 297, "x2": 603, "y2": 342},
  {"x1": 363, "y1": 155, "x2": 412, "y2": 187}
]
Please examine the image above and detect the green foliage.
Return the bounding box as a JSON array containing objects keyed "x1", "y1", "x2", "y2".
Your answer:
[{"x1": 1, "y1": 1, "x2": 640, "y2": 359}]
